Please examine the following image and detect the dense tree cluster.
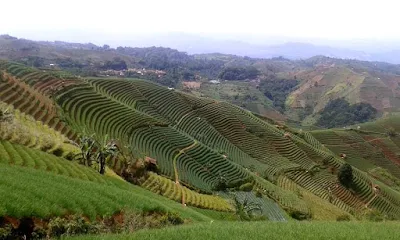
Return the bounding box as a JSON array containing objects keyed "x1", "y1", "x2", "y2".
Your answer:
[
  {"x1": 317, "y1": 98, "x2": 377, "y2": 128},
  {"x1": 116, "y1": 46, "x2": 225, "y2": 78},
  {"x1": 55, "y1": 58, "x2": 84, "y2": 69},
  {"x1": 259, "y1": 77, "x2": 298, "y2": 113},
  {"x1": 218, "y1": 67, "x2": 260, "y2": 80},
  {"x1": 338, "y1": 163, "x2": 353, "y2": 188},
  {"x1": 102, "y1": 57, "x2": 127, "y2": 70}
]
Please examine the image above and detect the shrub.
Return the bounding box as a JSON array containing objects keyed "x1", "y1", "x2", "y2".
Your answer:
[
  {"x1": 336, "y1": 214, "x2": 351, "y2": 221},
  {"x1": 47, "y1": 215, "x2": 101, "y2": 238},
  {"x1": 0, "y1": 225, "x2": 13, "y2": 239},
  {"x1": 287, "y1": 209, "x2": 312, "y2": 220},
  {"x1": 239, "y1": 182, "x2": 254, "y2": 192},
  {"x1": 364, "y1": 210, "x2": 385, "y2": 222},
  {"x1": 52, "y1": 147, "x2": 64, "y2": 157}
]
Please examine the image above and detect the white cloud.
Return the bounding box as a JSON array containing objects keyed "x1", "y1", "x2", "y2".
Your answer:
[{"x1": 0, "y1": 0, "x2": 399, "y2": 40}]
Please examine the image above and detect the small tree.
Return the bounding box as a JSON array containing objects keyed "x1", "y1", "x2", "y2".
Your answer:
[
  {"x1": 79, "y1": 134, "x2": 119, "y2": 174},
  {"x1": 79, "y1": 135, "x2": 96, "y2": 167},
  {"x1": 338, "y1": 163, "x2": 353, "y2": 188},
  {"x1": 233, "y1": 195, "x2": 262, "y2": 221},
  {"x1": 95, "y1": 135, "x2": 119, "y2": 175}
]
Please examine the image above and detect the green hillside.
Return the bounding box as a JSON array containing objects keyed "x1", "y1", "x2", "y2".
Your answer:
[
  {"x1": 4, "y1": 35, "x2": 400, "y2": 126},
  {"x1": 2, "y1": 60, "x2": 400, "y2": 238},
  {"x1": 0, "y1": 141, "x2": 209, "y2": 221}
]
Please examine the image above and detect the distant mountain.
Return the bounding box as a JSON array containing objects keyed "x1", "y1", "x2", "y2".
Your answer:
[
  {"x1": 3, "y1": 34, "x2": 400, "y2": 125},
  {"x1": 114, "y1": 33, "x2": 400, "y2": 63}
]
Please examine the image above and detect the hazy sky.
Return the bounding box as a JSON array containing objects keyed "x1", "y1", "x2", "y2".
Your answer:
[{"x1": 1, "y1": 0, "x2": 399, "y2": 41}]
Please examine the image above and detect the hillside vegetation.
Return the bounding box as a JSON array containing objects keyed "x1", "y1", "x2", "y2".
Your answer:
[
  {"x1": 4, "y1": 35, "x2": 400, "y2": 125},
  {"x1": 2, "y1": 47, "x2": 400, "y2": 238},
  {"x1": 316, "y1": 98, "x2": 377, "y2": 128},
  {"x1": 2, "y1": 61, "x2": 400, "y2": 219}
]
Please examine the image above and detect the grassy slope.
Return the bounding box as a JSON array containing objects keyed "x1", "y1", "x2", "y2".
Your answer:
[
  {"x1": 69, "y1": 221, "x2": 400, "y2": 240},
  {"x1": 0, "y1": 163, "x2": 210, "y2": 222},
  {"x1": 0, "y1": 140, "x2": 210, "y2": 222}
]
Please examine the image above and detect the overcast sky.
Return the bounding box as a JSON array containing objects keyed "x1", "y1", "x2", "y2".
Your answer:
[{"x1": 1, "y1": 0, "x2": 398, "y2": 42}]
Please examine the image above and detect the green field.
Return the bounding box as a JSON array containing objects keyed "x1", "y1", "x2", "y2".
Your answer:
[
  {"x1": 0, "y1": 162, "x2": 210, "y2": 222},
  {"x1": 69, "y1": 221, "x2": 400, "y2": 240}
]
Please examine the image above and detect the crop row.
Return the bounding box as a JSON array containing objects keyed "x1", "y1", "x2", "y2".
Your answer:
[
  {"x1": 179, "y1": 143, "x2": 250, "y2": 189},
  {"x1": 0, "y1": 140, "x2": 106, "y2": 183},
  {"x1": 142, "y1": 173, "x2": 233, "y2": 211},
  {"x1": 176, "y1": 91, "x2": 215, "y2": 110},
  {"x1": 365, "y1": 137, "x2": 400, "y2": 166},
  {"x1": 369, "y1": 195, "x2": 400, "y2": 219},
  {"x1": 87, "y1": 78, "x2": 147, "y2": 105},
  {"x1": 0, "y1": 163, "x2": 210, "y2": 221},
  {"x1": 286, "y1": 171, "x2": 330, "y2": 200},
  {"x1": 87, "y1": 79, "x2": 177, "y2": 123},
  {"x1": 56, "y1": 84, "x2": 162, "y2": 140},
  {"x1": 351, "y1": 143, "x2": 400, "y2": 178},
  {"x1": 174, "y1": 111, "x2": 270, "y2": 173},
  {"x1": 310, "y1": 130, "x2": 344, "y2": 146},
  {"x1": 90, "y1": 79, "x2": 191, "y2": 122},
  {"x1": 269, "y1": 134, "x2": 317, "y2": 169},
  {"x1": 252, "y1": 173, "x2": 310, "y2": 215},
  {"x1": 129, "y1": 126, "x2": 251, "y2": 192},
  {"x1": 0, "y1": 71, "x2": 76, "y2": 139},
  {"x1": 191, "y1": 103, "x2": 302, "y2": 175}
]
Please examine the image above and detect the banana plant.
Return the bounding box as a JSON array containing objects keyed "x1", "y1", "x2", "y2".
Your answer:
[{"x1": 95, "y1": 135, "x2": 119, "y2": 175}]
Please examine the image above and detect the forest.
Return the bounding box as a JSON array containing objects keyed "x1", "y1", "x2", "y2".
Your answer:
[{"x1": 317, "y1": 98, "x2": 377, "y2": 128}]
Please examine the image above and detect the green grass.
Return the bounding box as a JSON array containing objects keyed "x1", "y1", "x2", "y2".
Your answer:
[
  {"x1": 0, "y1": 163, "x2": 210, "y2": 222},
  {"x1": 68, "y1": 221, "x2": 400, "y2": 240}
]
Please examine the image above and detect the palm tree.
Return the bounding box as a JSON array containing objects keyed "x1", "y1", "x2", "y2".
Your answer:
[
  {"x1": 95, "y1": 135, "x2": 119, "y2": 175},
  {"x1": 79, "y1": 134, "x2": 119, "y2": 174},
  {"x1": 79, "y1": 135, "x2": 96, "y2": 167},
  {"x1": 233, "y1": 195, "x2": 262, "y2": 221}
]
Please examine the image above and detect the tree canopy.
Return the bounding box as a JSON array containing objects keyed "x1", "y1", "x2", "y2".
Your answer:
[
  {"x1": 317, "y1": 98, "x2": 377, "y2": 128},
  {"x1": 338, "y1": 163, "x2": 353, "y2": 188},
  {"x1": 218, "y1": 67, "x2": 260, "y2": 80},
  {"x1": 259, "y1": 77, "x2": 298, "y2": 113},
  {"x1": 103, "y1": 57, "x2": 127, "y2": 70}
]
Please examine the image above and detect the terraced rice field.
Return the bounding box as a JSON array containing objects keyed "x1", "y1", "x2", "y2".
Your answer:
[
  {"x1": 0, "y1": 103, "x2": 79, "y2": 158},
  {"x1": 141, "y1": 173, "x2": 233, "y2": 211},
  {"x1": 3, "y1": 62, "x2": 400, "y2": 221},
  {"x1": 0, "y1": 63, "x2": 77, "y2": 139},
  {"x1": 277, "y1": 176, "x2": 353, "y2": 220}
]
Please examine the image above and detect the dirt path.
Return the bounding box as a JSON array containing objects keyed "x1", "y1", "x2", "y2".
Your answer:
[{"x1": 173, "y1": 140, "x2": 198, "y2": 183}]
